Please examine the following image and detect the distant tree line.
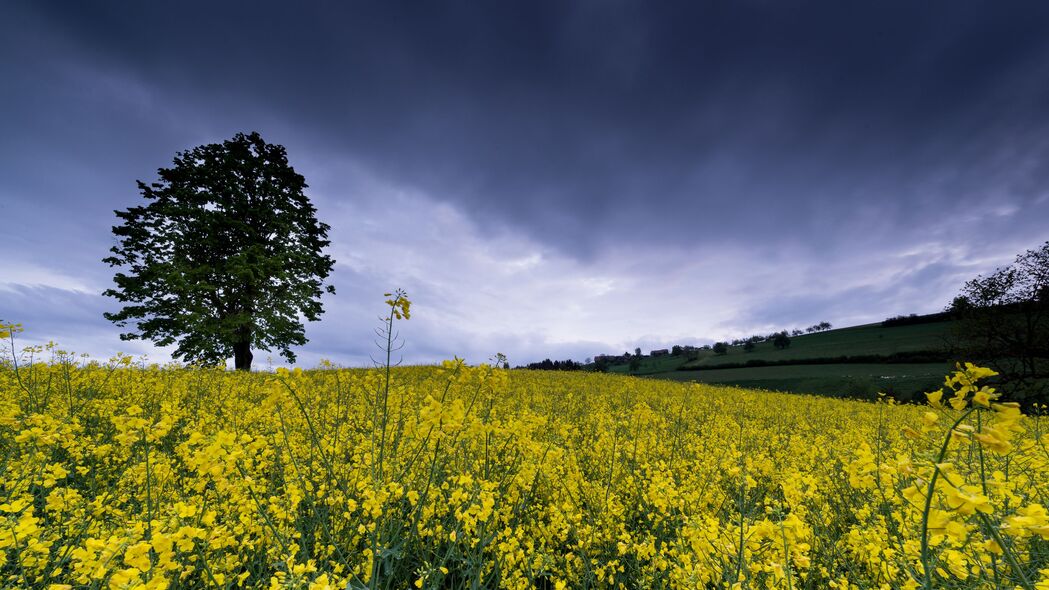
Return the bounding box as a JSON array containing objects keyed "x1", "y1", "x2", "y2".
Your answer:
[
  {"x1": 723, "y1": 322, "x2": 831, "y2": 349},
  {"x1": 805, "y1": 321, "x2": 833, "y2": 333},
  {"x1": 607, "y1": 321, "x2": 837, "y2": 361},
  {"x1": 522, "y1": 358, "x2": 585, "y2": 371},
  {"x1": 882, "y1": 311, "x2": 954, "y2": 327},
  {"x1": 713, "y1": 332, "x2": 792, "y2": 355},
  {"x1": 544, "y1": 317, "x2": 836, "y2": 373},
  {"x1": 706, "y1": 322, "x2": 837, "y2": 356},
  {"x1": 679, "y1": 350, "x2": 951, "y2": 371}
]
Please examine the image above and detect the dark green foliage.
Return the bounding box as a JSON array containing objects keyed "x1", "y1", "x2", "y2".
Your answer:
[
  {"x1": 881, "y1": 311, "x2": 953, "y2": 327},
  {"x1": 772, "y1": 331, "x2": 791, "y2": 349},
  {"x1": 743, "y1": 341, "x2": 755, "y2": 352},
  {"x1": 949, "y1": 241, "x2": 1049, "y2": 402},
  {"x1": 524, "y1": 359, "x2": 583, "y2": 371},
  {"x1": 712, "y1": 342, "x2": 728, "y2": 355},
  {"x1": 103, "y1": 132, "x2": 335, "y2": 371}
]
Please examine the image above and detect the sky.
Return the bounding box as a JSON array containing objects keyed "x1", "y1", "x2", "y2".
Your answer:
[{"x1": 2, "y1": 1, "x2": 1049, "y2": 368}]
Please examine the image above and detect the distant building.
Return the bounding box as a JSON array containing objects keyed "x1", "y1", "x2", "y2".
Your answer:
[{"x1": 651, "y1": 349, "x2": 669, "y2": 357}]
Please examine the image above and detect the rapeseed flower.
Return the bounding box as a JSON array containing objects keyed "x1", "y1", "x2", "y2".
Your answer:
[{"x1": 0, "y1": 343, "x2": 1043, "y2": 589}]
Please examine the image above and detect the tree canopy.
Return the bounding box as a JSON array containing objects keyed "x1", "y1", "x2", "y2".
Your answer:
[
  {"x1": 103, "y1": 132, "x2": 335, "y2": 370},
  {"x1": 949, "y1": 241, "x2": 1049, "y2": 402}
]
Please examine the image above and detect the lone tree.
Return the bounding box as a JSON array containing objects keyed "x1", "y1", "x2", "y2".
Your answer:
[{"x1": 103, "y1": 132, "x2": 336, "y2": 371}]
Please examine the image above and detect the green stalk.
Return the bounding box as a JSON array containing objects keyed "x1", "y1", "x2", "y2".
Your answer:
[
  {"x1": 735, "y1": 423, "x2": 747, "y2": 586},
  {"x1": 976, "y1": 412, "x2": 1002, "y2": 588},
  {"x1": 780, "y1": 520, "x2": 793, "y2": 590},
  {"x1": 919, "y1": 407, "x2": 975, "y2": 589},
  {"x1": 975, "y1": 512, "x2": 1033, "y2": 590},
  {"x1": 142, "y1": 428, "x2": 153, "y2": 540},
  {"x1": 376, "y1": 305, "x2": 394, "y2": 483}
]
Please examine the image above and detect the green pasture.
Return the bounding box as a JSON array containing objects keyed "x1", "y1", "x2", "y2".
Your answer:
[
  {"x1": 650, "y1": 362, "x2": 951, "y2": 401},
  {"x1": 682, "y1": 321, "x2": 953, "y2": 368}
]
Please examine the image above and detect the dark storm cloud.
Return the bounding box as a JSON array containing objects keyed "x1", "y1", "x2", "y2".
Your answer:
[
  {"x1": 3, "y1": 1, "x2": 1049, "y2": 365},
  {"x1": 7, "y1": 1, "x2": 1049, "y2": 259}
]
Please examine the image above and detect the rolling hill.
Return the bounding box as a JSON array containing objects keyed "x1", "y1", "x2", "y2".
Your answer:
[{"x1": 604, "y1": 317, "x2": 957, "y2": 401}]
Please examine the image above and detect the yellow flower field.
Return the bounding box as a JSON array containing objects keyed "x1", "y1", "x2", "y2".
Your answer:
[{"x1": 1, "y1": 336, "x2": 1048, "y2": 588}]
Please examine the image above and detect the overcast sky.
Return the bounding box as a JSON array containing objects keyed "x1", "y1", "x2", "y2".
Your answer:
[{"x1": 2, "y1": 1, "x2": 1049, "y2": 367}]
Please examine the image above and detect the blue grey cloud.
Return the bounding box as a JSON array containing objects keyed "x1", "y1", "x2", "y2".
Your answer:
[{"x1": 2, "y1": 1, "x2": 1047, "y2": 365}]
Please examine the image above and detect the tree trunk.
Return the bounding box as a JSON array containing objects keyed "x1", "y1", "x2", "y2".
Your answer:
[{"x1": 233, "y1": 338, "x2": 253, "y2": 371}]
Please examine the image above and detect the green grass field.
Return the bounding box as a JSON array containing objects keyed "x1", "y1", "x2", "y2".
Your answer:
[
  {"x1": 604, "y1": 320, "x2": 954, "y2": 375},
  {"x1": 682, "y1": 321, "x2": 953, "y2": 368},
  {"x1": 600, "y1": 319, "x2": 958, "y2": 398},
  {"x1": 649, "y1": 362, "x2": 951, "y2": 401}
]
